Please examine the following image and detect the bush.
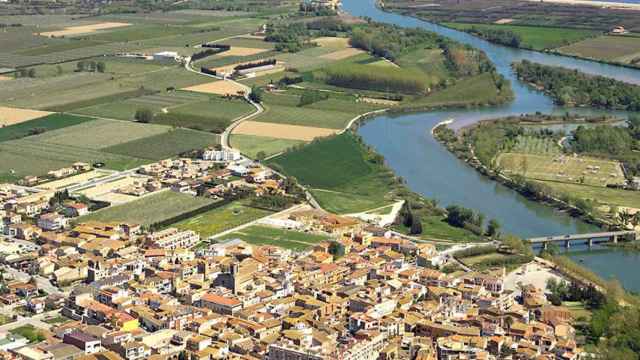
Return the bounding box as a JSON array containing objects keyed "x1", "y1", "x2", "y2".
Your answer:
[{"x1": 323, "y1": 64, "x2": 428, "y2": 94}]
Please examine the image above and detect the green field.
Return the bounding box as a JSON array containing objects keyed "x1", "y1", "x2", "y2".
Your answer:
[
  {"x1": 408, "y1": 73, "x2": 509, "y2": 108},
  {"x1": 497, "y1": 152, "x2": 624, "y2": 187},
  {"x1": 267, "y1": 133, "x2": 396, "y2": 213},
  {"x1": 562, "y1": 301, "x2": 592, "y2": 321},
  {"x1": 229, "y1": 134, "x2": 304, "y2": 158},
  {"x1": 78, "y1": 191, "x2": 215, "y2": 226},
  {"x1": 557, "y1": 35, "x2": 640, "y2": 63},
  {"x1": 0, "y1": 113, "x2": 93, "y2": 142},
  {"x1": 219, "y1": 225, "x2": 330, "y2": 250},
  {"x1": 535, "y1": 180, "x2": 640, "y2": 209},
  {"x1": 444, "y1": 23, "x2": 599, "y2": 50},
  {"x1": 173, "y1": 200, "x2": 273, "y2": 238},
  {"x1": 394, "y1": 215, "x2": 482, "y2": 242},
  {"x1": 103, "y1": 128, "x2": 218, "y2": 160}
]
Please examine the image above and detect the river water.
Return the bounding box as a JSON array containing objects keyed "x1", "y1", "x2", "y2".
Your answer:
[{"x1": 343, "y1": 0, "x2": 640, "y2": 291}]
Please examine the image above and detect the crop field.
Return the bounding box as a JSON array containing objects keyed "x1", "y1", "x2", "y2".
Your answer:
[
  {"x1": 320, "y1": 48, "x2": 366, "y2": 60},
  {"x1": 233, "y1": 121, "x2": 336, "y2": 141},
  {"x1": 408, "y1": 73, "x2": 503, "y2": 108},
  {"x1": 169, "y1": 97, "x2": 254, "y2": 121},
  {"x1": 173, "y1": 200, "x2": 273, "y2": 238},
  {"x1": 557, "y1": 35, "x2": 640, "y2": 63},
  {"x1": 217, "y1": 47, "x2": 270, "y2": 57},
  {"x1": 103, "y1": 128, "x2": 219, "y2": 160},
  {"x1": 396, "y1": 48, "x2": 451, "y2": 86},
  {"x1": 223, "y1": 37, "x2": 275, "y2": 49},
  {"x1": 78, "y1": 191, "x2": 215, "y2": 226},
  {"x1": 253, "y1": 104, "x2": 356, "y2": 129},
  {"x1": 229, "y1": 134, "x2": 304, "y2": 158},
  {"x1": 183, "y1": 80, "x2": 246, "y2": 96},
  {"x1": 313, "y1": 36, "x2": 350, "y2": 50},
  {"x1": 267, "y1": 133, "x2": 396, "y2": 213},
  {"x1": 39, "y1": 22, "x2": 131, "y2": 38},
  {"x1": 34, "y1": 119, "x2": 171, "y2": 149},
  {"x1": 219, "y1": 225, "x2": 330, "y2": 250},
  {"x1": 497, "y1": 152, "x2": 625, "y2": 187},
  {"x1": 0, "y1": 107, "x2": 53, "y2": 126},
  {"x1": 444, "y1": 23, "x2": 599, "y2": 50},
  {"x1": 512, "y1": 135, "x2": 561, "y2": 155},
  {"x1": 0, "y1": 113, "x2": 94, "y2": 142}
]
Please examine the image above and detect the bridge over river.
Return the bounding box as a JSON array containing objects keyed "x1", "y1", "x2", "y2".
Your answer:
[{"x1": 527, "y1": 231, "x2": 637, "y2": 249}]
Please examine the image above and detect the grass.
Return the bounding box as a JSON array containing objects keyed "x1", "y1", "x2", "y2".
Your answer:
[
  {"x1": 535, "y1": 180, "x2": 640, "y2": 209},
  {"x1": 219, "y1": 225, "x2": 330, "y2": 250},
  {"x1": 461, "y1": 251, "x2": 529, "y2": 271},
  {"x1": 497, "y1": 153, "x2": 624, "y2": 187},
  {"x1": 78, "y1": 191, "x2": 216, "y2": 226},
  {"x1": 229, "y1": 134, "x2": 305, "y2": 158},
  {"x1": 444, "y1": 23, "x2": 599, "y2": 50},
  {"x1": 409, "y1": 73, "x2": 507, "y2": 108},
  {"x1": 43, "y1": 315, "x2": 71, "y2": 325},
  {"x1": 0, "y1": 113, "x2": 94, "y2": 142},
  {"x1": 267, "y1": 133, "x2": 396, "y2": 214},
  {"x1": 558, "y1": 35, "x2": 640, "y2": 63},
  {"x1": 33, "y1": 119, "x2": 171, "y2": 149},
  {"x1": 173, "y1": 200, "x2": 273, "y2": 238},
  {"x1": 254, "y1": 103, "x2": 358, "y2": 129},
  {"x1": 103, "y1": 128, "x2": 219, "y2": 160},
  {"x1": 10, "y1": 325, "x2": 45, "y2": 344},
  {"x1": 395, "y1": 48, "x2": 451, "y2": 86},
  {"x1": 562, "y1": 301, "x2": 592, "y2": 321},
  {"x1": 395, "y1": 215, "x2": 482, "y2": 242}
]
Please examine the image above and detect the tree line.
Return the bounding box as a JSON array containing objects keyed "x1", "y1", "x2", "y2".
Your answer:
[
  {"x1": 514, "y1": 60, "x2": 640, "y2": 110},
  {"x1": 349, "y1": 22, "x2": 441, "y2": 61},
  {"x1": 466, "y1": 26, "x2": 522, "y2": 48},
  {"x1": 323, "y1": 64, "x2": 428, "y2": 94}
]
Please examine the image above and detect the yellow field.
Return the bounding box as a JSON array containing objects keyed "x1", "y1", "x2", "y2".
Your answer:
[
  {"x1": 233, "y1": 121, "x2": 337, "y2": 141},
  {"x1": 39, "y1": 22, "x2": 130, "y2": 37},
  {"x1": 217, "y1": 47, "x2": 269, "y2": 57},
  {"x1": 0, "y1": 106, "x2": 53, "y2": 126},
  {"x1": 320, "y1": 48, "x2": 365, "y2": 60},
  {"x1": 497, "y1": 152, "x2": 625, "y2": 187},
  {"x1": 182, "y1": 80, "x2": 246, "y2": 96},
  {"x1": 0, "y1": 75, "x2": 12, "y2": 81},
  {"x1": 37, "y1": 170, "x2": 107, "y2": 190},
  {"x1": 92, "y1": 192, "x2": 139, "y2": 205},
  {"x1": 313, "y1": 37, "x2": 350, "y2": 49}
]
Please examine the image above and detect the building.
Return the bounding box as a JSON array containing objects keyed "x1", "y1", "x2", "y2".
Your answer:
[
  {"x1": 200, "y1": 293, "x2": 242, "y2": 315},
  {"x1": 146, "y1": 228, "x2": 200, "y2": 250},
  {"x1": 37, "y1": 212, "x2": 69, "y2": 231},
  {"x1": 63, "y1": 331, "x2": 101, "y2": 354},
  {"x1": 202, "y1": 149, "x2": 241, "y2": 162}
]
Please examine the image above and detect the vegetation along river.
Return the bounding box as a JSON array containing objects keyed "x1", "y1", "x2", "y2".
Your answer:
[{"x1": 343, "y1": 0, "x2": 640, "y2": 291}]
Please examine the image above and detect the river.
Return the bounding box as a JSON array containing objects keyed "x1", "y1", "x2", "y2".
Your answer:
[{"x1": 343, "y1": 0, "x2": 640, "y2": 291}]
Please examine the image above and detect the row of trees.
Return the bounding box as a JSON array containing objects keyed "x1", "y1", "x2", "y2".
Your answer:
[
  {"x1": 76, "y1": 60, "x2": 106, "y2": 73},
  {"x1": 398, "y1": 201, "x2": 423, "y2": 235},
  {"x1": 467, "y1": 26, "x2": 522, "y2": 48},
  {"x1": 514, "y1": 60, "x2": 640, "y2": 110},
  {"x1": 298, "y1": 89, "x2": 328, "y2": 107},
  {"x1": 323, "y1": 64, "x2": 428, "y2": 94}
]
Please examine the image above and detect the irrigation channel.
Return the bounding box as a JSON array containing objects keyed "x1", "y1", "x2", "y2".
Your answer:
[{"x1": 343, "y1": 0, "x2": 640, "y2": 291}]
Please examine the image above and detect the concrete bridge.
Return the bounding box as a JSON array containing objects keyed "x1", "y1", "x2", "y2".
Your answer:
[{"x1": 527, "y1": 230, "x2": 637, "y2": 249}]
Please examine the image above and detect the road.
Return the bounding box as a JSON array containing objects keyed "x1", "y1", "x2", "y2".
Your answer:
[
  {"x1": 2, "y1": 265, "x2": 63, "y2": 296},
  {"x1": 0, "y1": 309, "x2": 61, "y2": 332}
]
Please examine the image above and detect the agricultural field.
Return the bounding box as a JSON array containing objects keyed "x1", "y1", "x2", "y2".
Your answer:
[
  {"x1": 0, "y1": 106, "x2": 53, "y2": 126},
  {"x1": 267, "y1": 133, "x2": 397, "y2": 214},
  {"x1": 0, "y1": 113, "x2": 93, "y2": 142},
  {"x1": 557, "y1": 35, "x2": 640, "y2": 64},
  {"x1": 444, "y1": 23, "x2": 599, "y2": 50},
  {"x1": 393, "y1": 215, "x2": 482, "y2": 242},
  {"x1": 103, "y1": 128, "x2": 219, "y2": 160},
  {"x1": 219, "y1": 225, "x2": 330, "y2": 251},
  {"x1": 535, "y1": 180, "x2": 640, "y2": 210},
  {"x1": 78, "y1": 191, "x2": 216, "y2": 226},
  {"x1": 229, "y1": 134, "x2": 304, "y2": 158},
  {"x1": 233, "y1": 121, "x2": 336, "y2": 141},
  {"x1": 183, "y1": 80, "x2": 247, "y2": 96},
  {"x1": 497, "y1": 152, "x2": 625, "y2": 187},
  {"x1": 173, "y1": 200, "x2": 274, "y2": 238},
  {"x1": 408, "y1": 73, "x2": 508, "y2": 108},
  {"x1": 511, "y1": 135, "x2": 562, "y2": 155}
]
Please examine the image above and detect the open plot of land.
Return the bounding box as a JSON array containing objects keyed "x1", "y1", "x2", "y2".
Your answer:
[
  {"x1": 233, "y1": 121, "x2": 337, "y2": 141},
  {"x1": 183, "y1": 80, "x2": 246, "y2": 96},
  {"x1": 253, "y1": 104, "x2": 358, "y2": 129},
  {"x1": 77, "y1": 176, "x2": 147, "y2": 200},
  {"x1": 0, "y1": 76, "x2": 12, "y2": 81},
  {"x1": 33, "y1": 119, "x2": 171, "y2": 149},
  {"x1": 230, "y1": 134, "x2": 304, "y2": 158},
  {"x1": 103, "y1": 128, "x2": 218, "y2": 160},
  {"x1": 313, "y1": 37, "x2": 350, "y2": 49},
  {"x1": 408, "y1": 73, "x2": 504, "y2": 108},
  {"x1": 39, "y1": 22, "x2": 131, "y2": 37},
  {"x1": 320, "y1": 48, "x2": 365, "y2": 60},
  {"x1": 497, "y1": 153, "x2": 625, "y2": 187},
  {"x1": 173, "y1": 200, "x2": 273, "y2": 238},
  {"x1": 37, "y1": 170, "x2": 108, "y2": 190},
  {"x1": 557, "y1": 35, "x2": 640, "y2": 62},
  {"x1": 0, "y1": 106, "x2": 53, "y2": 126},
  {"x1": 78, "y1": 190, "x2": 215, "y2": 226},
  {"x1": 217, "y1": 47, "x2": 270, "y2": 57},
  {"x1": 219, "y1": 225, "x2": 330, "y2": 250},
  {"x1": 223, "y1": 37, "x2": 274, "y2": 49},
  {"x1": 267, "y1": 133, "x2": 396, "y2": 214},
  {"x1": 0, "y1": 113, "x2": 95, "y2": 142}
]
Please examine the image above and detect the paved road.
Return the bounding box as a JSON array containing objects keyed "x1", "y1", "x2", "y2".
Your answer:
[{"x1": 2, "y1": 266, "x2": 63, "y2": 296}]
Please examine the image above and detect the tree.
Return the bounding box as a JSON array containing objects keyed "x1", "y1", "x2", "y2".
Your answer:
[
  {"x1": 96, "y1": 62, "x2": 106, "y2": 73},
  {"x1": 56, "y1": 65, "x2": 63, "y2": 76},
  {"x1": 249, "y1": 86, "x2": 263, "y2": 103},
  {"x1": 486, "y1": 219, "x2": 501, "y2": 237},
  {"x1": 76, "y1": 61, "x2": 87, "y2": 72},
  {"x1": 134, "y1": 108, "x2": 154, "y2": 123},
  {"x1": 256, "y1": 151, "x2": 266, "y2": 161},
  {"x1": 27, "y1": 68, "x2": 36, "y2": 78},
  {"x1": 410, "y1": 215, "x2": 423, "y2": 235}
]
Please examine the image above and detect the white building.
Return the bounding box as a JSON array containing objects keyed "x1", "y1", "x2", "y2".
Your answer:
[
  {"x1": 146, "y1": 228, "x2": 200, "y2": 250},
  {"x1": 202, "y1": 149, "x2": 241, "y2": 162},
  {"x1": 37, "y1": 212, "x2": 69, "y2": 231}
]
